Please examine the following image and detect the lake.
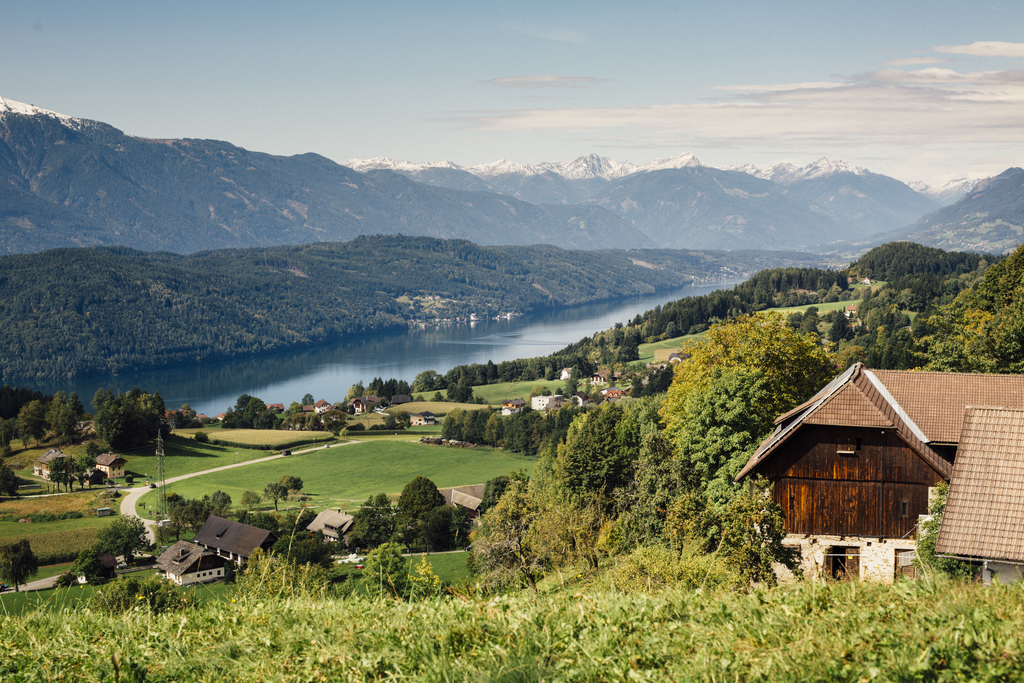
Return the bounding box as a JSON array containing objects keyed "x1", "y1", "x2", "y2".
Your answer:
[{"x1": 28, "y1": 282, "x2": 733, "y2": 416}]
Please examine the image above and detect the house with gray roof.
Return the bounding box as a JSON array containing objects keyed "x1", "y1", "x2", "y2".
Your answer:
[
  {"x1": 156, "y1": 541, "x2": 229, "y2": 585},
  {"x1": 193, "y1": 516, "x2": 277, "y2": 564},
  {"x1": 306, "y1": 509, "x2": 355, "y2": 542}
]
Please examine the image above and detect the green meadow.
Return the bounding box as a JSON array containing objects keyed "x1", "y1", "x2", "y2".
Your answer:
[{"x1": 136, "y1": 440, "x2": 535, "y2": 513}]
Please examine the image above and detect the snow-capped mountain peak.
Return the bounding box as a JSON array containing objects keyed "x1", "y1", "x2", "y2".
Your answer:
[
  {"x1": 635, "y1": 151, "x2": 705, "y2": 173},
  {"x1": 545, "y1": 154, "x2": 638, "y2": 181},
  {"x1": 801, "y1": 157, "x2": 867, "y2": 179},
  {"x1": 346, "y1": 157, "x2": 463, "y2": 173},
  {"x1": 0, "y1": 95, "x2": 84, "y2": 130}
]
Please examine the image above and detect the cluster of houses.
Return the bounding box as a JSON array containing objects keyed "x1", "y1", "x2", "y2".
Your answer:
[
  {"x1": 153, "y1": 483, "x2": 486, "y2": 586},
  {"x1": 34, "y1": 450, "x2": 127, "y2": 486},
  {"x1": 738, "y1": 362, "x2": 1024, "y2": 584}
]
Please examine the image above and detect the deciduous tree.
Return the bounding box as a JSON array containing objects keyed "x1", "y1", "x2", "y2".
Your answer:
[
  {"x1": 263, "y1": 482, "x2": 288, "y2": 511},
  {"x1": 0, "y1": 539, "x2": 38, "y2": 591},
  {"x1": 95, "y1": 516, "x2": 150, "y2": 563}
]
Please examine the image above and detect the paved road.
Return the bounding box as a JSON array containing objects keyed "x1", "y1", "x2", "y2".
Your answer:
[{"x1": 119, "y1": 440, "x2": 359, "y2": 543}]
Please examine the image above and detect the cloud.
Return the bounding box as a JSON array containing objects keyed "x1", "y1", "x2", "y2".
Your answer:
[
  {"x1": 713, "y1": 82, "x2": 847, "y2": 92},
  {"x1": 485, "y1": 75, "x2": 608, "y2": 89},
  {"x1": 934, "y1": 41, "x2": 1024, "y2": 57},
  {"x1": 454, "y1": 68, "x2": 1024, "y2": 153},
  {"x1": 879, "y1": 57, "x2": 950, "y2": 66},
  {"x1": 510, "y1": 25, "x2": 586, "y2": 45}
]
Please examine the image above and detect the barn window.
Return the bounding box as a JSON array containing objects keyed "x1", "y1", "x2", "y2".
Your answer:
[{"x1": 901, "y1": 500, "x2": 908, "y2": 518}]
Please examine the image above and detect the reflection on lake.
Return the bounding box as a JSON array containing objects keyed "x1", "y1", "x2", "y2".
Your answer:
[{"x1": 27, "y1": 283, "x2": 733, "y2": 416}]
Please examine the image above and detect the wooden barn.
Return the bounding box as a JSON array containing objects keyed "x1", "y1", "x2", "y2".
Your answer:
[{"x1": 736, "y1": 363, "x2": 1024, "y2": 582}]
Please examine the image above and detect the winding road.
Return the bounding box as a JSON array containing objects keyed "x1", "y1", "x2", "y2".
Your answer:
[{"x1": 119, "y1": 441, "x2": 358, "y2": 543}]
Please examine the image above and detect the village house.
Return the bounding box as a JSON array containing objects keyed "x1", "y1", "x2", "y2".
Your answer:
[
  {"x1": 95, "y1": 453, "x2": 127, "y2": 479},
  {"x1": 531, "y1": 394, "x2": 564, "y2": 411},
  {"x1": 351, "y1": 395, "x2": 381, "y2": 414},
  {"x1": 265, "y1": 403, "x2": 285, "y2": 414},
  {"x1": 591, "y1": 370, "x2": 609, "y2": 384},
  {"x1": 559, "y1": 368, "x2": 573, "y2": 381},
  {"x1": 501, "y1": 398, "x2": 526, "y2": 416},
  {"x1": 409, "y1": 411, "x2": 436, "y2": 426},
  {"x1": 935, "y1": 407, "x2": 1024, "y2": 583},
  {"x1": 193, "y1": 516, "x2": 277, "y2": 564},
  {"x1": 34, "y1": 449, "x2": 70, "y2": 479},
  {"x1": 602, "y1": 388, "x2": 625, "y2": 402},
  {"x1": 736, "y1": 363, "x2": 1024, "y2": 583},
  {"x1": 156, "y1": 541, "x2": 229, "y2": 585},
  {"x1": 313, "y1": 399, "x2": 334, "y2": 414},
  {"x1": 306, "y1": 509, "x2": 355, "y2": 542},
  {"x1": 572, "y1": 392, "x2": 591, "y2": 407},
  {"x1": 438, "y1": 484, "x2": 486, "y2": 519}
]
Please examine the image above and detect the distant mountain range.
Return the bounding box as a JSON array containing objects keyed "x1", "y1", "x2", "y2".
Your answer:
[
  {"x1": 874, "y1": 168, "x2": 1024, "y2": 253},
  {"x1": 0, "y1": 95, "x2": 1009, "y2": 255}
]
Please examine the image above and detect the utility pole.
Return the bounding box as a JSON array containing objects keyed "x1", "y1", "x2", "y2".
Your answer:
[{"x1": 156, "y1": 431, "x2": 166, "y2": 517}]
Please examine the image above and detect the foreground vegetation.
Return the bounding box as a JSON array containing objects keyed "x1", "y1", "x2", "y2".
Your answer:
[{"x1": 2, "y1": 577, "x2": 1020, "y2": 681}]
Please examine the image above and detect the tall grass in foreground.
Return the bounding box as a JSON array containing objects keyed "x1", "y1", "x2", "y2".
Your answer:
[{"x1": 2, "y1": 578, "x2": 1022, "y2": 681}]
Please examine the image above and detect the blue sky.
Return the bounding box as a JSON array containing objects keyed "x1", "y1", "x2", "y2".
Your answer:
[{"x1": 4, "y1": 1, "x2": 1024, "y2": 184}]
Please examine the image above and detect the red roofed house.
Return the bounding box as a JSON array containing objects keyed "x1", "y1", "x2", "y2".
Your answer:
[
  {"x1": 736, "y1": 363, "x2": 1024, "y2": 583},
  {"x1": 314, "y1": 399, "x2": 333, "y2": 414}
]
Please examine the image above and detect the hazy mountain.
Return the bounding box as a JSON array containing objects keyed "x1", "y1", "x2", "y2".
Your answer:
[
  {"x1": 585, "y1": 166, "x2": 852, "y2": 251},
  {"x1": 876, "y1": 168, "x2": 1024, "y2": 253},
  {"x1": 0, "y1": 98, "x2": 640, "y2": 254},
  {"x1": 907, "y1": 178, "x2": 978, "y2": 205}
]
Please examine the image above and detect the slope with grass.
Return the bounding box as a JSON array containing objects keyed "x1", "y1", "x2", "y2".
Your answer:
[
  {"x1": 2, "y1": 578, "x2": 1021, "y2": 680},
  {"x1": 135, "y1": 441, "x2": 534, "y2": 514}
]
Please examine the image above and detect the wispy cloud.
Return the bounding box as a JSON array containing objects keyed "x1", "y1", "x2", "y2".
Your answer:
[
  {"x1": 455, "y1": 68, "x2": 1024, "y2": 153},
  {"x1": 879, "y1": 57, "x2": 950, "y2": 66},
  {"x1": 713, "y1": 81, "x2": 847, "y2": 92},
  {"x1": 485, "y1": 75, "x2": 608, "y2": 89},
  {"x1": 934, "y1": 41, "x2": 1024, "y2": 57},
  {"x1": 510, "y1": 25, "x2": 586, "y2": 45}
]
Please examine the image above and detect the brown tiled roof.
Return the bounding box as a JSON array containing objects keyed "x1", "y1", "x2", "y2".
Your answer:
[
  {"x1": 194, "y1": 516, "x2": 277, "y2": 559},
  {"x1": 935, "y1": 407, "x2": 1024, "y2": 563},
  {"x1": 737, "y1": 364, "x2": 951, "y2": 481},
  {"x1": 870, "y1": 370, "x2": 1024, "y2": 444},
  {"x1": 95, "y1": 453, "x2": 126, "y2": 467}
]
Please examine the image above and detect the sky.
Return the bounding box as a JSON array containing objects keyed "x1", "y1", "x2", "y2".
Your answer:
[{"x1": 3, "y1": 1, "x2": 1024, "y2": 185}]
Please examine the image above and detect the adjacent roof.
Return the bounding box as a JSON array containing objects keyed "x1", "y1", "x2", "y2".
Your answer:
[
  {"x1": 306, "y1": 509, "x2": 354, "y2": 540},
  {"x1": 736, "y1": 363, "x2": 952, "y2": 482},
  {"x1": 870, "y1": 370, "x2": 1024, "y2": 444},
  {"x1": 438, "y1": 484, "x2": 485, "y2": 512},
  {"x1": 156, "y1": 541, "x2": 224, "y2": 575},
  {"x1": 37, "y1": 449, "x2": 70, "y2": 464},
  {"x1": 193, "y1": 516, "x2": 277, "y2": 558},
  {"x1": 935, "y1": 407, "x2": 1024, "y2": 564},
  {"x1": 95, "y1": 453, "x2": 126, "y2": 467}
]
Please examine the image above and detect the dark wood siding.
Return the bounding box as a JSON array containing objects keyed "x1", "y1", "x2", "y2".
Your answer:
[{"x1": 757, "y1": 425, "x2": 944, "y2": 538}]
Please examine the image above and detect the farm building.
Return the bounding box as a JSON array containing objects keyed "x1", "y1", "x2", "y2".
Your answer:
[
  {"x1": 737, "y1": 363, "x2": 1024, "y2": 583},
  {"x1": 156, "y1": 541, "x2": 229, "y2": 585},
  {"x1": 193, "y1": 516, "x2": 277, "y2": 564},
  {"x1": 306, "y1": 509, "x2": 355, "y2": 542}
]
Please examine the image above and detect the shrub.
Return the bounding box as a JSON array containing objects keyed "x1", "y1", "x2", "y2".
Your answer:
[
  {"x1": 610, "y1": 545, "x2": 745, "y2": 594},
  {"x1": 232, "y1": 548, "x2": 330, "y2": 602},
  {"x1": 53, "y1": 572, "x2": 78, "y2": 588},
  {"x1": 193, "y1": 431, "x2": 209, "y2": 443},
  {"x1": 92, "y1": 576, "x2": 195, "y2": 615}
]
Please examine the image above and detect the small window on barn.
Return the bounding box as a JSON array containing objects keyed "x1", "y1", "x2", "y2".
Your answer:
[{"x1": 901, "y1": 500, "x2": 908, "y2": 518}]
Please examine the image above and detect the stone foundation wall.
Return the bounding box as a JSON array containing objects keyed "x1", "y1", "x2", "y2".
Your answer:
[{"x1": 777, "y1": 534, "x2": 918, "y2": 584}]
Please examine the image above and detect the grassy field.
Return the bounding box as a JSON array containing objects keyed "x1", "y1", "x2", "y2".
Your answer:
[
  {"x1": 383, "y1": 401, "x2": 489, "y2": 415},
  {"x1": 123, "y1": 435, "x2": 282, "y2": 481},
  {"x1": 136, "y1": 441, "x2": 535, "y2": 514},
  {"x1": 637, "y1": 332, "x2": 705, "y2": 363},
  {"x1": 762, "y1": 299, "x2": 856, "y2": 315},
  {"x1": 174, "y1": 428, "x2": 337, "y2": 448},
  {"x1": 469, "y1": 379, "x2": 566, "y2": 405}
]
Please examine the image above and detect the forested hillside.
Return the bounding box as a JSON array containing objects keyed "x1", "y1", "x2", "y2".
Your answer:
[{"x1": 0, "y1": 236, "x2": 823, "y2": 381}]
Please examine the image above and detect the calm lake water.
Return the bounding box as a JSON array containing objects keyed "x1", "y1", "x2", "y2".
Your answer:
[{"x1": 28, "y1": 283, "x2": 733, "y2": 417}]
